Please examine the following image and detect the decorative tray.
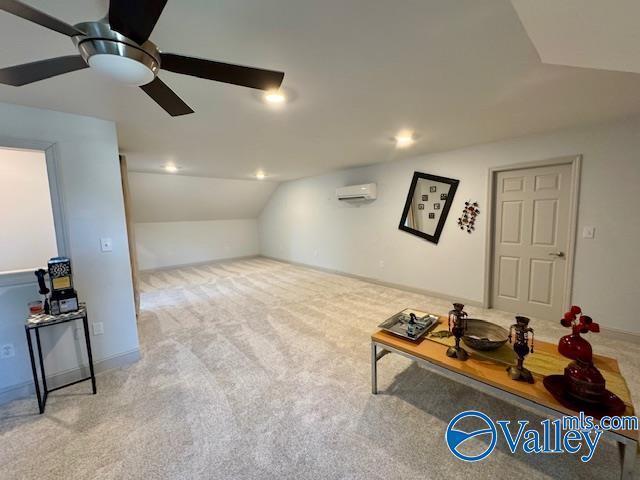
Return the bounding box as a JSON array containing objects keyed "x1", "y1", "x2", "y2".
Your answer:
[{"x1": 378, "y1": 309, "x2": 439, "y2": 341}]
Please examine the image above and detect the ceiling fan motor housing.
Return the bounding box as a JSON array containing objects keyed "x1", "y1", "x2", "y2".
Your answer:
[{"x1": 73, "y1": 21, "x2": 161, "y2": 86}]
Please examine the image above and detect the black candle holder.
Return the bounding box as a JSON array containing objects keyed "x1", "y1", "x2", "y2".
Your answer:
[
  {"x1": 507, "y1": 316, "x2": 535, "y2": 383},
  {"x1": 446, "y1": 303, "x2": 469, "y2": 361}
]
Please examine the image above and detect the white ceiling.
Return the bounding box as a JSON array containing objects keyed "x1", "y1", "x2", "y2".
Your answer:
[
  {"x1": 128, "y1": 172, "x2": 278, "y2": 222},
  {"x1": 512, "y1": 0, "x2": 640, "y2": 74},
  {"x1": 1, "y1": 0, "x2": 640, "y2": 181}
]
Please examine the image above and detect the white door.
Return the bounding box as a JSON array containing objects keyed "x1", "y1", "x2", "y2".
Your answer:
[{"x1": 492, "y1": 163, "x2": 573, "y2": 320}]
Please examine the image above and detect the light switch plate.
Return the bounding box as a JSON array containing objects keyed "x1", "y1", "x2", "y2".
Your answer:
[
  {"x1": 100, "y1": 237, "x2": 113, "y2": 252},
  {"x1": 582, "y1": 226, "x2": 595, "y2": 239}
]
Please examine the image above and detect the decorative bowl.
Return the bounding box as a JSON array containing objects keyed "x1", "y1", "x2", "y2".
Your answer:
[{"x1": 462, "y1": 319, "x2": 509, "y2": 351}]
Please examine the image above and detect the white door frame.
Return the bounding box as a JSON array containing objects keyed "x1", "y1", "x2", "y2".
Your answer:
[
  {"x1": 483, "y1": 155, "x2": 582, "y2": 312},
  {"x1": 0, "y1": 135, "x2": 68, "y2": 287}
]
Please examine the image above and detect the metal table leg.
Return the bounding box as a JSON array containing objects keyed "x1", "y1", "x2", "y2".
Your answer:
[
  {"x1": 34, "y1": 328, "x2": 48, "y2": 397},
  {"x1": 371, "y1": 342, "x2": 377, "y2": 395},
  {"x1": 82, "y1": 315, "x2": 97, "y2": 394},
  {"x1": 371, "y1": 342, "x2": 392, "y2": 395},
  {"x1": 25, "y1": 327, "x2": 44, "y2": 414},
  {"x1": 619, "y1": 439, "x2": 637, "y2": 480}
]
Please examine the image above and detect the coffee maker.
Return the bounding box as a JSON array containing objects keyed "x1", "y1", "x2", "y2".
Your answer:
[{"x1": 34, "y1": 257, "x2": 79, "y2": 315}]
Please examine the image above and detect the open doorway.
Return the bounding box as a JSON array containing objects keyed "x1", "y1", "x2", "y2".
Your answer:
[{"x1": 119, "y1": 155, "x2": 140, "y2": 316}]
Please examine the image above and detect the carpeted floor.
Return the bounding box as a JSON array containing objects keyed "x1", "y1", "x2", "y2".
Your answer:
[{"x1": 0, "y1": 257, "x2": 637, "y2": 479}]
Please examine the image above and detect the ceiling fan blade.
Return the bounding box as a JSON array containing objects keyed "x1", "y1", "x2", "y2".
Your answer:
[
  {"x1": 0, "y1": 56, "x2": 87, "y2": 86},
  {"x1": 0, "y1": 0, "x2": 84, "y2": 37},
  {"x1": 160, "y1": 53, "x2": 284, "y2": 91},
  {"x1": 140, "y1": 77, "x2": 193, "y2": 117},
  {"x1": 108, "y1": 0, "x2": 167, "y2": 45}
]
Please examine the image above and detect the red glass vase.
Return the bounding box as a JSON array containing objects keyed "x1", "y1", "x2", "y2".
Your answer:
[
  {"x1": 558, "y1": 331, "x2": 593, "y2": 362},
  {"x1": 564, "y1": 359, "x2": 606, "y2": 403}
]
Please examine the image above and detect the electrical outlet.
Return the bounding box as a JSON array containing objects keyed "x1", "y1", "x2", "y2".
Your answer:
[
  {"x1": 1, "y1": 344, "x2": 15, "y2": 359},
  {"x1": 379, "y1": 260, "x2": 385, "y2": 268},
  {"x1": 313, "y1": 249, "x2": 319, "y2": 257},
  {"x1": 92, "y1": 322, "x2": 104, "y2": 335},
  {"x1": 100, "y1": 237, "x2": 113, "y2": 252}
]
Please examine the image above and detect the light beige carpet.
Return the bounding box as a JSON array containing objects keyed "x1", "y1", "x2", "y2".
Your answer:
[{"x1": 0, "y1": 257, "x2": 637, "y2": 479}]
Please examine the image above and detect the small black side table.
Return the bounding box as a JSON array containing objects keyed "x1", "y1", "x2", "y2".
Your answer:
[{"x1": 25, "y1": 304, "x2": 96, "y2": 414}]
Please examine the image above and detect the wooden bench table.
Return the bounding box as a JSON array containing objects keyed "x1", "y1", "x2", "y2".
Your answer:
[{"x1": 371, "y1": 323, "x2": 637, "y2": 479}]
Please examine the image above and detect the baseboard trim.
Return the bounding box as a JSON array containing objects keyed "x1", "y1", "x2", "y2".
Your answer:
[
  {"x1": 259, "y1": 255, "x2": 484, "y2": 307},
  {"x1": 140, "y1": 254, "x2": 260, "y2": 273},
  {"x1": 0, "y1": 348, "x2": 141, "y2": 406},
  {"x1": 597, "y1": 326, "x2": 640, "y2": 345},
  {"x1": 259, "y1": 255, "x2": 640, "y2": 343}
]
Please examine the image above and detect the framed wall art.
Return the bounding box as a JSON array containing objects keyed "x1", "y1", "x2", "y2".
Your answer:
[{"x1": 399, "y1": 172, "x2": 460, "y2": 244}]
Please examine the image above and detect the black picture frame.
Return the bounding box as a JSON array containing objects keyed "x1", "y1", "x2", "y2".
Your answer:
[
  {"x1": 418, "y1": 203, "x2": 424, "y2": 210},
  {"x1": 422, "y1": 195, "x2": 428, "y2": 201},
  {"x1": 398, "y1": 171, "x2": 459, "y2": 244}
]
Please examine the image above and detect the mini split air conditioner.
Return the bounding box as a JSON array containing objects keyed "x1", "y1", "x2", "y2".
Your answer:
[{"x1": 336, "y1": 183, "x2": 377, "y2": 201}]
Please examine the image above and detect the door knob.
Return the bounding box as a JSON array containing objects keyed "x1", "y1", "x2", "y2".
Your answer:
[{"x1": 548, "y1": 252, "x2": 565, "y2": 257}]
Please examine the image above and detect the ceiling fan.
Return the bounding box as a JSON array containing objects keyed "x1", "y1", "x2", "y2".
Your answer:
[{"x1": 0, "y1": 0, "x2": 285, "y2": 116}]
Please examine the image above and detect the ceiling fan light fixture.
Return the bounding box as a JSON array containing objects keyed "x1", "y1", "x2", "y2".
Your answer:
[
  {"x1": 73, "y1": 21, "x2": 161, "y2": 86},
  {"x1": 88, "y1": 54, "x2": 155, "y2": 86}
]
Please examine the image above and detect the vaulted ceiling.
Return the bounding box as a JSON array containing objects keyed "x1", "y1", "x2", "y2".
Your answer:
[
  {"x1": 512, "y1": 0, "x2": 640, "y2": 74},
  {"x1": 128, "y1": 172, "x2": 278, "y2": 223},
  {"x1": 1, "y1": 0, "x2": 640, "y2": 181}
]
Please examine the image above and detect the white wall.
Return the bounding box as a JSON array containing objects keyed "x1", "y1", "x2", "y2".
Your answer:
[
  {"x1": 129, "y1": 172, "x2": 277, "y2": 270},
  {"x1": 259, "y1": 116, "x2": 640, "y2": 334},
  {"x1": 128, "y1": 172, "x2": 278, "y2": 223},
  {"x1": 0, "y1": 102, "x2": 139, "y2": 394},
  {"x1": 135, "y1": 219, "x2": 259, "y2": 270}
]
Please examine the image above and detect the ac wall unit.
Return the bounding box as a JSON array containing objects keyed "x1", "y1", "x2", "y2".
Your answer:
[{"x1": 336, "y1": 183, "x2": 377, "y2": 201}]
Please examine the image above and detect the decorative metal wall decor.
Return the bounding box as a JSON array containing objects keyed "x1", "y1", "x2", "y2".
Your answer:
[
  {"x1": 399, "y1": 172, "x2": 459, "y2": 244},
  {"x1": 457, "y1": 200, "x2": 480, "y2": 233}
]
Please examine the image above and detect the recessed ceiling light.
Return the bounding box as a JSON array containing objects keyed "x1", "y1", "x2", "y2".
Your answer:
[
  {"x1": 394, "y1": 131, "x2": 416, "y2": 149},
  {"x1": 164, "y1": 163, "x2": 179, "y2": 173},
  {"x1": 256, "y1": 171, "x2": 266, "y2": 180},
  {"x1": 263, "y1": 90, "x2": 286, "y2": 105}
]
